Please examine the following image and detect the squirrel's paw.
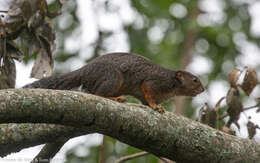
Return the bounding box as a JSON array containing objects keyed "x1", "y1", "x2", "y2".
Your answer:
[
  {"x1": 151, "y1": 104, "x2": 165, "y2": 113},
  {"x1": 108, "y1": 96, "x2": 127, "y2": 103}
]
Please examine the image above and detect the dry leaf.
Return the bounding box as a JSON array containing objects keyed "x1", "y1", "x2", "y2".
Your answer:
[
  {"x1": 31, "y1": 35, "x2": 54, "y2": 79},
  {"x1": 0, "y1": 37, "x2": 6, "y2": 59},
  {"x1": 38, "y1": 35, "x2": 53, "y2": 62},
  {"x1": 241, "y1": 67, "x2": 259, "y2": 96},
  {"x1": 20, "y1": 0, "x2": 33, "y2": 23},
  {"x1": 226, "y1": 87, "x2": 243, "y2": 129},
  {"x1": 0, "y1": 67, "x2": 9, "y2": 89},
  {"x1": 3, "y1": 0, "x2": 57, "y2": 80},
  {"x1": 41, "y1": 23, "x2": 56, "y2": 43},
  {"x1": 3, "y1": 58, "x2": 16, "y2": 88},
  {"x1": 23, "y1": 30, "x2": 54, "y2": 78},
  {"x1": 8, "y1": 0, "x2": 48, "y2": 29},
  {"x1": 8, "y1": 1, "x2": 23, "y2": 17},
  {"x1": 28, "y1": 10, "x2": 45, "y2": 29},
  {"x1": 46, "y1": 0, "x2": 66, "y2": 18},
  {"x1": 228, "y1": 68, "x2": 240, "y2": 88},
  {"x1": 199, "y1": 103, "x2": 218, "y2": 128},
  {"x1": 0, "y1": 58, "x2": 16, "y2": 89},
  {"x1": 6, "y1": 41, "x2": 24, "y2": 61},
  {"x1": 247, "y1": 121, "x2": 258, "y2": 139},
  {"x1": 31, "y1": 48, "x2": 53, "y2": 79},
  {"x1": 20, "y1": 29, "x2": 41, "y2": 56},
  {"x1": 0, "y1": 18, "x2": 7, "y2": 59}
]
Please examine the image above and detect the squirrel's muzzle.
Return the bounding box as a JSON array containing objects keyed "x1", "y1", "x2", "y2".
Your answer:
[{"x1": 191, "y1": 85, "x2": 205, "y2": 96}]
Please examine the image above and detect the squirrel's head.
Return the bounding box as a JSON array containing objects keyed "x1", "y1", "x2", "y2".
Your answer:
[{"x1": 175, "y1": 70, "x2": 204, "y2": 96}]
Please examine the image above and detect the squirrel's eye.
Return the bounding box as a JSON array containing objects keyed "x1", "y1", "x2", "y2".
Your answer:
[{"x1": 192, "y1": 77, "x2": 198, "y2": 83}]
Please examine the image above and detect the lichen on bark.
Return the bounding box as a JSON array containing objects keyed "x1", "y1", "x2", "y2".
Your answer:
[{"x1": 0, "y1": 89, "x2": 259, "y2": 163}]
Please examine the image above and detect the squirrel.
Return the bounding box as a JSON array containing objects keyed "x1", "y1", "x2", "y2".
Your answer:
[{"x1": 23, "y1": 52, "x2": 204, "y2": 113}]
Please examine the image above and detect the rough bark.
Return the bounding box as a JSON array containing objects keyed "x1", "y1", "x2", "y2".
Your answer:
[
  {"x1": 0, "y1": 89, "x2": 259, "y2": 163},
  {"x1": 0, "y1": 123, "x2": 87, "y2": 157}
]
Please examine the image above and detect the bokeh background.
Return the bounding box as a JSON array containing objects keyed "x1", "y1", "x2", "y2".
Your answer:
[{"x1": 1, "y1": 0, "x2": 260, "y2": 162}]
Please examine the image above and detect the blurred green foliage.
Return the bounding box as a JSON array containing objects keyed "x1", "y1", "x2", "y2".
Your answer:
[{"x1": 48, "y1": 0, "x2": 259, "y2": 162}]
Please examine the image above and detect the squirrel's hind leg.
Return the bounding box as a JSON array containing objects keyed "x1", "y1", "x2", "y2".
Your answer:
[{"x1": 107, "y1": 96, "x2": 127, "y2": 102}]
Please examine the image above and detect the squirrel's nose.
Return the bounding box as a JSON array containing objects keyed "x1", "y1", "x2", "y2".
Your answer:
[
  {"x1": 196, "y1": 86, "x2": 205, "y2": 95},
  {"x1": 200, "y1": 86, "x2": 205, "y2": 92}
]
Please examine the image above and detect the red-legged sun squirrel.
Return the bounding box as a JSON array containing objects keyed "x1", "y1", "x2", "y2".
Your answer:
[{"x1": 23, "y1": 52, "x2": 204, "y2": 113}]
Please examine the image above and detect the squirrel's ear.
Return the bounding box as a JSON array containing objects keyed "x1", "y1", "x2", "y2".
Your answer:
[{"x1": 176, "y1": 71, "x2": 184, "y2": 81}]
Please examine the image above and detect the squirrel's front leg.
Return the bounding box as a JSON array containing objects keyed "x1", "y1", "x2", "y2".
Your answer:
[
  {"x1": 107, "y1": 96, "x2": 127, "y2": 102},
  {"x1": 141, "y1": 82, "x2": 165, "y2": 113}
]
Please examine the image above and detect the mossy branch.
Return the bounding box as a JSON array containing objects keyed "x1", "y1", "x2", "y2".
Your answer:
[
  {"x1": 0, "y1": 123, "x2": 87, "y2": 157},
  {"x1": 0, "y1": 89, "x2": 259, "y2": 163}
]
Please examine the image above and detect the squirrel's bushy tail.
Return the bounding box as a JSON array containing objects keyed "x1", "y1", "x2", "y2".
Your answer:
[{"x1": 23, "y1": 69, "x2": 82, "y2": 90}]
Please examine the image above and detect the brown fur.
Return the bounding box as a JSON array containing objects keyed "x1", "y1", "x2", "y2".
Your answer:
[{"x1": 23, "y1": 53, "x2": 204, "y2": 112}]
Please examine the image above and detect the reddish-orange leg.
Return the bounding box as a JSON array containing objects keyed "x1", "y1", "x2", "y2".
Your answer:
[
  {"x1": 141, "y1": 83, "x2": 165, "y2": 113},
  {"x1": 108, "y1": 96, "x2": 127, "y2": 103}
]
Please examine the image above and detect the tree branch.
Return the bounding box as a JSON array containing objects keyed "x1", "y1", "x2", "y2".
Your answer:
[
  {"x1": 0, "y1": 89, "x2": 259, "y2": 163},
  {"x1": 0, "y1": 123, "x2": 87, "y2": 157},
  {"x1": 31, "y1": 138, "x2": 69, "y2": 163}
]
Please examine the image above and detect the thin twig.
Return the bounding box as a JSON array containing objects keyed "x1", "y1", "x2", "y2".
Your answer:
[
  {"x1": 159, "y1": 157, "x2": 173, "y2": 163},
  {"x1": 215, "y1": 96, "x2": 226, "y2": 111},
  {"x1": 243, "y1": 105, "x2": 258, "y2": 111},
  {"x1": 98, "y1": 136, "x2": 107, "y2": 163},
  {"x1": 218, "y1": 113, "x2": 228, "y2": 121},
  {"x1": 114, "y1": 152, "x2": 150, "y2": 163},
  {"x1": 218, "y1": 105, "x2": 258, "y2": 120}
]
